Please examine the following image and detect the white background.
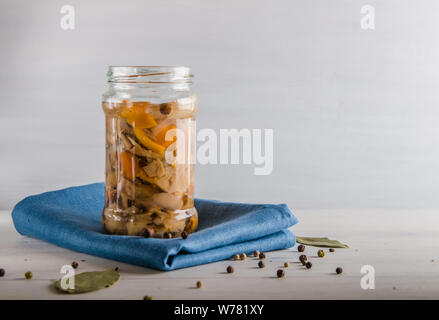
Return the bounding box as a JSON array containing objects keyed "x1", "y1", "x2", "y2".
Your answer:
[{"x1": 1, "y1": 0, "x2": 438, "y2": 210}]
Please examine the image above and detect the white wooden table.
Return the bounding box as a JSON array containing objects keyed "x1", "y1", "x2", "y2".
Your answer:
[{"x1": 1, "y1": 209, "x2": 439, "y2": 300}]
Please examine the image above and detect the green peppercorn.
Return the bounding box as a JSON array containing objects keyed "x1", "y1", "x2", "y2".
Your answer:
[
  {"x1": 253, "y1": 250, "x2": 260, "y2": 257},
  {"x1": 240, "y1": 253, "x2": 247, "y2": 260},
  {"x1": 336, "y1": 267, "x2": 343, "y2": 274},
  {"x1": 317, "y1": 250, "x2": 325, "y2": 258},
  {"x1": 196, "y1": 281, "x2": 203, "y2": 288},
  {"x1": 298, "y1": 244, "x2": 305, "y2": 252},
  {"x1": 25, "y1": 271, "x2": 33, "y2": 280},
  {"x1": 233, "y1": 254, "x2": 240, "y2": 261},
  {"x1": 143, "y1": 295, "x2": 153, "y2": 300},
  {"x1": 277, "y1": 269, "x2": 285, "y2": 278},
  {"x1": 71, "y1": 261, "x2": 78, "y2": 269},
  {"x1": 305, "y1": 261, "x2": 312, "y2": 269},
  {"x1": 329, "y1": 248, "x2": 335, "y2": 253},
  {"x1": 258, "y1": 261, "x2": 265, "y2": 268},
  {"x1": 284, "y1": 262, "x2": 289, "y2": 268},
  {"x1": 226, "y1": 266, "x2": 234, "y2": 273},
  {"x1": 0, "y1": 268, "x2": 5, "y2": 277},
  {"x1": 259, "y1": 253, "x2": 266, "y2": 260}
]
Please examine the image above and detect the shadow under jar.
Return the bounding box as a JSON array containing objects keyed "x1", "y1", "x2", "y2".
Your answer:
[{"x1": 102, "y1": 66, "x2": 198, "y2": 238}]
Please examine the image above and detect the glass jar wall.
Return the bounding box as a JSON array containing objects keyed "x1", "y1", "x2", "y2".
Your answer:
[{"x1": 102, "y1": 66, "x2": 198, "y2": 238}]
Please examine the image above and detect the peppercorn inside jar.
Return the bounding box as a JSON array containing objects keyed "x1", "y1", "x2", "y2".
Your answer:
[{"x1": 102, "y1": 66, "x2": 198, "y2": 238}]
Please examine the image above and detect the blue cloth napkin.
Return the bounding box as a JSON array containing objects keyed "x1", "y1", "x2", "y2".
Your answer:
[{"x1": 11, "y1": 183, "x2": 298, "y2": 271}]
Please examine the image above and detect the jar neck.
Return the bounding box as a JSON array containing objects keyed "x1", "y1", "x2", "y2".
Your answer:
[
  {"x1": 107, "y1": 66, "x2": 193, "y2": 87},
  {"x1": 104, "y1": 67, "x2": 193, "y2": 103}
]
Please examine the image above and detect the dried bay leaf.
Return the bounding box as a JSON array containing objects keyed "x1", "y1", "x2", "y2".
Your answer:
[
  {"x1": 296, "y1": 236, "x2": 349, "y2": 248},
  {"x1": 54, "y1": 269, "x2": 120, "y2": 294}
]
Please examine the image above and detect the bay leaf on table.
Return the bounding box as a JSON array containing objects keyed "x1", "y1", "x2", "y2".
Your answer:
[
  {"x1": 54, "y1": 269, "x2": 120, "y2": 294},
  {"x1": 296, "y1": 236, "x2": 348, "y2": 248}
]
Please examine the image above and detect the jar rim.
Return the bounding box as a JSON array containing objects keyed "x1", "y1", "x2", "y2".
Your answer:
[{"x1": 107, "y1": 66, "x2": 193, "y2": 84}]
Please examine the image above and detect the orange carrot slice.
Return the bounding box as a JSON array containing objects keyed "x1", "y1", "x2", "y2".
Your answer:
[
  {"x1": 133, "y1": 128, "x2": 165, "y2": 156},
  {"x1": 121, "y1": 102, "x2": 157, "y2": 129},
  {"x1": 119, "y1": 151, "x2": 138, "y2": 180}
]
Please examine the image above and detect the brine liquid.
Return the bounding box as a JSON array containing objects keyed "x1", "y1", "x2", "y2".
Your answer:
[{"x1": 102, "y1": 99, "x2": 198, "y2": 238}]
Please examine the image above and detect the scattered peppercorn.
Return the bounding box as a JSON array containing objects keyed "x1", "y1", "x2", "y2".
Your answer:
[
  {"x1": 298, "y1": 244, "x2": 305, "y2": 252},
  {"x1": 277, "y1": 269, "x2": 285, "y2": 278},
  {"x1": 284, "y1": 262, "x2": 289, "y2": 268},
  {"x1": 258, "y1": 261, "x2": 265, "y2": 268},
  {"x1": 181, "y1": 231, "x2": 188, "y2": 239},
  {"x1": 305, "y1": 262, "x2": 312, "y2": 269},
  {"x1": 140, "y1": 228, "x2": 154, "y2": 238},
  {"x1": 329, "y1": 248, "x2": 335, "y2": 253},
  {"x1": 114, "y1": 267, "x2": 119, "y2": 272},
  {"x1": 336, "y1": 267, "x2": 343, "y2": 274},
  {"x1": 240, "y1": 253, "x2": 247, "y2": 260},
  {"x1": 143, "y1": 295, "x2": 153, "y2": 300},
  {"x1": 233, "y1": 254, "x2": 240, "y2": 261},
  {"x1": 226, "y1": 266, "x2": 234, "y2": 273},
  {"x1": 0, "y1": 268, "x2": 5, "y2": 277},
  {"x1": 253, "y1": 250, "x2": 260, "y2": 257},
  {"x1": 25, "y1": 271, "x2": 33, "y2": 279},
  {"x1": 71, "y1": 261, "x2": 79, "y2": 269},
  {"x1": 160, "y1": 103, "x2": 172, "y2": 115},
  {"x1": 317, "y1": 250, "x2": 325, "y2": 258},
  {"x1": 299, "y1": 254, "x2": 307, "y2": 264},
  {"x1": 164, "y1": 232, "x2": 172, "y2": 239},
  {"x1": 196, "y1": 281, "x2": 203, "y2": 288},
  {"x1": 259, "y1": 253, "x2": 266, "y2": 260}
]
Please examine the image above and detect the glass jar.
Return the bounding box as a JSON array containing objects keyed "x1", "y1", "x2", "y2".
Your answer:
[{"x1": 102, "y1": 66, "x2": 198, "y2": 238}]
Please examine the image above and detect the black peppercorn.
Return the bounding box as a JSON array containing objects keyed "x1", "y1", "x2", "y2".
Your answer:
[
  {"x1": 71, "y1": 261, "x2": 78, "y2": 269},
  {"x1": 258, "y1": 261, "x2": 265, "y2": 268},
  {"x1": 181, "y1": 231, "x2": 188, "y2": 239},
  {"x1": 336, "y1": 267, "x2": 343, "y2": 274},
  {"x1": 140, "y1": 228, "x2": 154, "y2": 238},
  {"x1": 164, "y1": 232, "x2": 172, "y2": 239},
  {"x1": 299, "y1": 254, "x2": 307, "y2": 263},
  {"x1": 0, "y1": 268, "x2": 5, "y2": 277},
  {"x1": 259, "y1": 253, "x2": 266, "y2": 260},
  {"x1": 329, "y1": 248, "x2": 335, "y2": 253},
  {"x1": 298, "y1": 244, "x2": 305, "y2": 252},
  {"x1": 305, "y1": 261, "x2": 312, "y2": 269},
  {"x1": 226, "y1": 266, "x2": 234, "y2": 273},
  {"x1": 277, "y1": 269, "x2": 285, "y2": 278},
  {"x1": 114, "y1": 267, "x2": 119, "y2": 272}
]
